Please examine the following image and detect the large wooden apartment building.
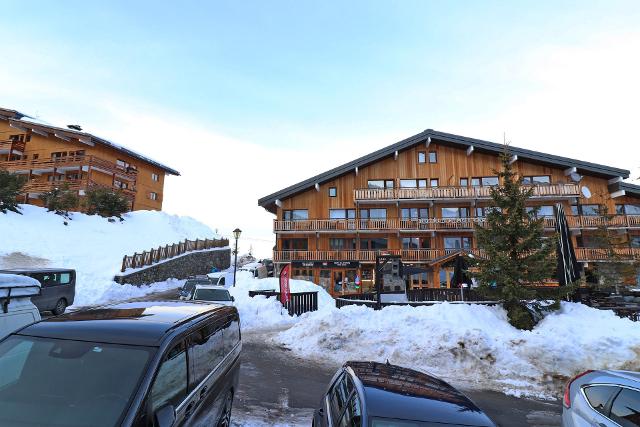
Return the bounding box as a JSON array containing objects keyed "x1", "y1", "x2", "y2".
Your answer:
[
  {"x1": 0, "y1": 107, "x2": 179, "y2": 211},
  {"x1": 259, "y1": 129, "x2": 640, "y2": 294}
]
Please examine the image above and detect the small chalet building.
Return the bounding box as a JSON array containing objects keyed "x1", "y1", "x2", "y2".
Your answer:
[
  {"x1": 0, "y1": 107, "x2": 179, "y2": 211},
  {"x1": 258, "y1": 129, "x2": 640, "y2": 294}
]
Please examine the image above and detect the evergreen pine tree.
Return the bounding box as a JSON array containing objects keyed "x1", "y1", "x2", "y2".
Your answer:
[
  {"x1": 0, "y1": 167, "x2": 25, "y2": 214},
  {"x1": 472, "y1": 148, "x2": 557, "y2": 329},
  {"x1": 40, "y1": 182, "x2": 79, "y2": 217}
]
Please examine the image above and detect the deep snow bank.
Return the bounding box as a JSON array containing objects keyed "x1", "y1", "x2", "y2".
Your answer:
[
  {"x1": 0, "y1": 205, "x2": 217, "y2": 305},
  {"x1": 276, "y1": 302, "x2": 640, "y2": 398},
  {"x1": 230, "y1": 271, "x2": 334, "y2": 331}
]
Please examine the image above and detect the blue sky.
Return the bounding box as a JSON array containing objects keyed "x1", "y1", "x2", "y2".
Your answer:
[{"x1": 2, "y1": 1, "x2": 640, "y2": 255}]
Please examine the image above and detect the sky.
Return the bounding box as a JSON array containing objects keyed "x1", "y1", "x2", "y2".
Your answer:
[{"x1": 1, "y1": 1, "x2": 640, "y2": 257}]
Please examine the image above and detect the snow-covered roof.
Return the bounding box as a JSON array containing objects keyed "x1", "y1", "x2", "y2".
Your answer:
[
  {"x1": 0, "y1": 107, "x2": 180, "y2": 176},
  {"x1": 0, "y1": 273, "x2": 41, "y2": 298}
]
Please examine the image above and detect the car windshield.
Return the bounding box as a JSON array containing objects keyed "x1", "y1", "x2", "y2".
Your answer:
[
  {"x1": 183, "y1": 280, "x2": 209, "y2": 292},
  {"x1": 193, "y1": 288, "x2": 231, "y2": 301},
  {"x1": 0, "y1": 335, "x2": 154, "y2": 427}
]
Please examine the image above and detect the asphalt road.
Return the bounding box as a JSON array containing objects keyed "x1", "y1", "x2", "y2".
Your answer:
[{"x1": 232, "y1": 334, "x2": 563, "y2": 427}]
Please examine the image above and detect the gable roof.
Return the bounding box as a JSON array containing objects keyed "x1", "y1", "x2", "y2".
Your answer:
[
  {"x1": 258, "y1": 128, "x2": 630, "y2": 213},
  {"x1": 0, "y1": 107, "x2": 180, "y2": 176}
]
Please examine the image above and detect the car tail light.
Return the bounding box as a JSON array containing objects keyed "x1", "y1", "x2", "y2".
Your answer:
[{"x1": 563, "y1": 370, "x2": 594, "y2": 408}]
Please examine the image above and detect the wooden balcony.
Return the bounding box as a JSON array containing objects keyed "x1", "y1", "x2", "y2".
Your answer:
[
  {"x1": 273, "y1": 247, "x2": 640, "y2": 263},
  {"x1": 0, "y1": 139, "x2": 26, "y2": 155},
  {"x1": 274, "y1": 215, "x2": 640, "y2": 233},
  {"x1": 354, "y1": 183, "x2": 581, "y2": 202},
  {"x1": 2, "y1": 155, "x2": 138, "y2": 181},
  {"x1": 22, "y1": 178, "x2": 136, "y2": 200}
]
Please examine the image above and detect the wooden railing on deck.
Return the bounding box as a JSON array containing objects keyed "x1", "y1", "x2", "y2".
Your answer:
[
  {"x1": 2, "y1": 155, "x2": 138, "y2": 181},
  {"x1": 121, "y1": 238, "x2": 229, "y2": 272},
  {"x1": 22, "y1": 178, "x2": 137, "y2": 199},
  {"x1": 0, "y1": 139, "x2": 26, "y2": 154}
]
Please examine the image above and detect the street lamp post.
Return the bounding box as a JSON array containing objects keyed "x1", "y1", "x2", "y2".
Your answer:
[{"x1": 232, "y1": 228, "x2": 242, "y2": 287}]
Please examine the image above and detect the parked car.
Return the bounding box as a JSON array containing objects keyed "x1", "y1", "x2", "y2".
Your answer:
[
  {"x1": 259, "y1": 259, "x2": 274, "y2": 277},
  {"x1": 207, "y1": 271, "x2": 234, "y2": 287},
  {"x1": 178, "y1": 276, "x2": 213, "y2": 300},
  {"x1": 0, "y1": 273, "x2": 41, "y2": 341},
  {"x1": 313, "y1": 361, "x2": 496, "y2": 427},
  {"x1": 0, "y1": 268, "x2": 75, "y2": 315},
  {"x1": 562, "y1": 369, "x2": 640, "y2": 427},
  {"x1": 0, "y1": 300, "x2": 241, "y2": 427},
  {"x1": 239, "y1": 262, "x2": 268, "y2": 279},
  {"x1": 190, "y1": 285, "x2": 235, "y2": 306}
]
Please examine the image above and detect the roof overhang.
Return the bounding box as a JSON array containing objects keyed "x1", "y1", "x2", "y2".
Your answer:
[{"x1": 258, "y1": 129, "x2": 631, "y2": 214}]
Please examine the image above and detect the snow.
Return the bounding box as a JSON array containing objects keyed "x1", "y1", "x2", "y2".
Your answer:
[
  {"x1": 272, "y1": 301, "x2": 640, "y2": 398},
  {"x1": 0, "y1": 273, "x2": 40, "y2": 297},
  {"x1": 0, "y1": 205, "x2": 220, "y2": 306}
]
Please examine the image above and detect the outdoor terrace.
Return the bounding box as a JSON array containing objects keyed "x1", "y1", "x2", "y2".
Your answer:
[
  {"x1": 1, "y1": 155, "x2": 138, "y2": 182},
  {"x1": 354, "y1": 183, "x2": 580, "y2": 202},
  {"x1": 273, "y1": 247, "x2": 640, "y2": 263},
  {"x1": 22, "y1": 178, "x2": 136, "y2": 200},
  {"x1": 274, "y1": 215, "x2": 640, "y2": 233},
  {"x1": 0, "y1": 138, "x2": 26, "y2": 155}
]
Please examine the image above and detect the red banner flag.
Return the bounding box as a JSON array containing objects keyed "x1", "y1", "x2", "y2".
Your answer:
[{"x1": 279, "y1": 264, "x2": 291, "y2": 305}]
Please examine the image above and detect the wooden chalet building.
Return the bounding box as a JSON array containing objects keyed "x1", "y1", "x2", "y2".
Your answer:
[
  {"x1": 0, "y1": 107, "x2": 179, "y2": 211},
  {"x1": 258, "y1": 129, "x2": 640, "y2": 295}
]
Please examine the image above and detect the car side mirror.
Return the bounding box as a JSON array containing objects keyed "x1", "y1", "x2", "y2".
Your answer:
[
  {"x1": 154, "y1": 405, "x2": 176, "y2": 427},
  {"x1": 231, "y1": 296, "x2": 235, "y2": 302}
]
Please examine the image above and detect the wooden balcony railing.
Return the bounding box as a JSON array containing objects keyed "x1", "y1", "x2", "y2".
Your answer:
[
  {"x1": 1, "y1": 155, "x2": 138, "y2": 181},
  {"x1": 354, "y1": 183, "x2": 580, "y2": 201},
  {"x1": 274, "y1": 215, "x2": 640, "y2": 232},
  {"x1": 0, "y1": 139, "x2": 26, "y2": 154},
  {"x1": 22, "y1": 178, "x2": 137, "y2": 199},
  {"x1": 274, "y1": 247, "x2": 640, "y2": 263}
]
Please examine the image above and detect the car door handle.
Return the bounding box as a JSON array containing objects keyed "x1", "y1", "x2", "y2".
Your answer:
[
  {"x1": 184, "y1": 401, "x2": 195, "y2": 419},
  {"x1": 199, "y1": 386, "x2": 208, "y2": 400}
]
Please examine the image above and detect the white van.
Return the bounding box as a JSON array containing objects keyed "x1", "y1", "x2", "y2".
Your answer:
[
  {"x1": 207, "y1": 271, "x2": 234, "y2": 287},
  {"x1": 0, "y1": 273, "x2": 41, "y2": 341}
]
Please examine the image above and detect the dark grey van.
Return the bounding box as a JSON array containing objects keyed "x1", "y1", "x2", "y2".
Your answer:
[{"x1": 0, "y1": 268, "x2": 75, "y2": 315}]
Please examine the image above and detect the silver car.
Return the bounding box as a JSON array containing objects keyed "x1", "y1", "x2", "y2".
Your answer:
[{"x1": 562, "y1": 370, "x2": 640, "y2": 427}]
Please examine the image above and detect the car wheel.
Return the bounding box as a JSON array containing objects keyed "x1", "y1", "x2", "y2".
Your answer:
[
  {"x1": 217, "y1": 390, "x2": 233, "y2": 427},
  {"x1": 52, "y1": 298, "x2": 67, "y2": 315}
]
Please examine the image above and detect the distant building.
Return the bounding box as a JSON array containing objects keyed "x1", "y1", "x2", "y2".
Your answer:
[
  {"x1": 258, "y1": 129, "x2": 640, "y2": 294},
  {"x1": 0, "y1": 107, "x2": 179, "y2": 211}
]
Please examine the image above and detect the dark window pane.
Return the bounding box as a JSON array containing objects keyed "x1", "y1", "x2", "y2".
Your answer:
[
  {"x1": 418, "y1": 152, "x2": 426, "y2": 163},
  {"x1": 151, "y1": 343, "x2": 188, "y2": 411},
  {"x1": 428, "y1": 152, "x2": 437, "y2": 163},
  {"x1": 188, "y1": 325, "x2": 224, "y2": 387},
  {"x1": 571, "y1": 205, "x2": 579, "y2": 216},
  {"x1": 617, "y1": 205, "x2": 626, "y2": 215},
  {"x1": 329, "y1": 375, "x2": 350, "y2": 422},
  {"x1": 631, "y1": 236, "x2": 640, "y2": 249},
  {"x1": 460, "y1": 178, "x2": 468, "y2": 186},
  {"x1": 338, "y1": 392, "x2": 362, "y2": 427},
  {"x1": 610, "y1": 388, "x2": 640, "y2": 426}
]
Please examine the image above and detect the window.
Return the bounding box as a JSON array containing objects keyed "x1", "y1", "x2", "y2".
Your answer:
[
  {"x1": 338, "y1": 393, "x2": 362, "y2": 427},
  {"x1": 399, "y1": 179, "x2": 427, "y2": 188},
  {"x1": 460, "y1": 178, "x2": 468, "y2": 186},
  {"x1": 583, "y1": 386, "x2": 618, "y2": 416},
  {"x1": 401, "y1": 237, "x2": 430, "y2": 249},
  {"x1": 418, "y1": 152, "x2": 426, "y2": 163},
  {"x1": 32, "y1": 154, "x2": 39, "y2": 160},
  {"x1": 360, "y1": 208, "x2": 386, "y2": 219},
  {"x1": 522, "y1": 175, "x2": 551, "y2": 185},
  {"x1": 400, "y1": 207, "x2": 428, "y2": 219},
  {"x1": 444, "y1": 236, "x2": 472, "y2": 249},
  {"x1": 51, "y1": 151, "x2": 67, "y2": 159},
  {"x1": 149, "y1": 192, "x2": 158, "y2": 201},
  {"x1": 367, "y1": 180, "x2": 394, "y2": 189},
  {"x1": 471, "y1": 177, "x2": 481, "y2": 187},
  {"x1": 329, "y1": 375, "x2": 354, "y2": 422},
  {"x1": 47, "y1": 175, "x2": 64, "y2": 182},
  {"x1": 114, "y1": 180, "x2": 128, "y2": 190},
  {"x1": 526, "y1": 205, "x2": 555, "y2": 217},
  {"x1": 442, "y1": 207, "x2": 470, "y2": 218},
  {"x1": 329, "y1": 187, "x2": 337, "y2": 197},
  {"x1": 282, "y1": 238, "x2": 308, "y2": 251},
  {"x1": 329, "y1": 209, "x2": 355, "y2": 219},
  {"x1": 68, "y1": 150, "x2": 85, "y2": 157},
  {"x1": 580, "y1": 204, "x2": 600, "y2": 216},
  {"x1": 430, "y1": 179, "x2": 439, "y2": 187},
  {"x1": 223, "y1": 316, "x2": 241, "y2": 354},
  {"x1": 481, "y1": 176, "x2": 499, "y2": 186},
  {"x1": 360, "y1": 238, "x2": 388, "y2": 250},
  {"x1": 617, "y1": 204, "x2": 640, "y2": 215},
  {"x1": 632, "y1": 236, "x2": 640, "y2": 248},
  {"x1": 475, "y1": 207, "x2": 501, "y2": 217},
  {"x1": 150, "y1": 342, "x2": 188, "y2": 412},
  {"x1": 610, "y1": 388, "x2": 640, "y2": 427},
  {"x1": 116, "y1": 159, "x2": 130, "y2": 169},
  {"x1": 151, "y1": 173, "x2": 159, "y2": 182},
  {"x1": 330, "y1": 238, "x2": 356, "y2": 250},
  {"x1": 283, "y1": 209, "x2": 309, "y2": 221},
  {"x1": 428, "y1": 152, "x2": 437, "y2": 163},
  {"x1": 188, "y1": 323, "x2": 224, "y2": 387},
  {"x1": 28, "y1": 272, "x2": 72, "y2": 287}
]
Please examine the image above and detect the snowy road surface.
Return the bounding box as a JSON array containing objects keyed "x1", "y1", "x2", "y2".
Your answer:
[{"x1": 231, "y1": 332, "x2": 562, "y2": 427}]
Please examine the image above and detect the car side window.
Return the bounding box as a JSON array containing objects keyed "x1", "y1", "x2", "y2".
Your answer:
[
  {"x1": 610, "y1": 388, "x2": 640, "y2": 427},
  {"x1": 223, "y1": 315, "x2": 240, "y2": 354},
  {"x1": 188, "y1": 322, "x2": 225, "y2": 387},
  {"x1": 219, "y1": 277, "x2": 225, "y2": 286},
  {"x1": 584, "y1": 385, "x2": 619, "y2": 415},
  {"x1": 150, "y1": 342, "x2": 188, "y2": 412},
  {"x1": 338, "y1": 392, "x2": 362, "y2": 427},
  {"x1": 330, "y1": 374, "x2": 354, "y2": 422}
]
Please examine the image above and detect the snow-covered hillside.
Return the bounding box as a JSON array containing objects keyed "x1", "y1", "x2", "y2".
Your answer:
[{"x1": 0, "y1": 205, "x2": 219, "y2": 305}]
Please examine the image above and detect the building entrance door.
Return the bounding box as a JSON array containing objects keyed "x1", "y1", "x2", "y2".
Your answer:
[{"x1": 332, "y1": 271, "x2": 343, "y2": 294}]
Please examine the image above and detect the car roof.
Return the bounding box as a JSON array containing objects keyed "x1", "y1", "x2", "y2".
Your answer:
[
  {"x1": 600, "y1": 370, "x2": 640, "y2": 385},
  {"x1": 345, "y1": 361, "x2": 494, "y2": 426},
  {"x1": 17, "y1": 301, "x2": 232, "y2": 347},
  {"x1": 194, "y1": 285, "x2": 228, "y2": 290},
  {"x1": 0, "y1": 268, "x2": 75, "y2": 273}
]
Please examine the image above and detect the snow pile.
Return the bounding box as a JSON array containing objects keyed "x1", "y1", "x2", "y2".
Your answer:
[
  {"x1": 0, "y1": 205, "x2": 219, "y2": 306},
  {"x1": 230, "y1": 271, "x2": 334, "y2": 331},
  {"x1": 276, "y1": 302, "x2": 640, "y2": 398}
]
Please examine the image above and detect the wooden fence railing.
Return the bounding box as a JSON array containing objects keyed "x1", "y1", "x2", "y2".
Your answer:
[
  {"x1": 248, "y1": 290, "x2": 319, "y2": 316},
  {"x1": 121, "y1": 238, "x2": 229, "y2": 272}
]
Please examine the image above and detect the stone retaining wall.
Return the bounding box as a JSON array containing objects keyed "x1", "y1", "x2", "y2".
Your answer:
[{"x1": 114, "y1": 247, "x2": 230, "y2": 286}]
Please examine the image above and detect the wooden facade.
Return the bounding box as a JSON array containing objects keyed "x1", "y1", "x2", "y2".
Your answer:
[
  {"x1": 259, "y1": 129, "x2": 640, "y2": 296},
  {"x1": 0, "y1": 108, "x2": 179, "y2": 211}
]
